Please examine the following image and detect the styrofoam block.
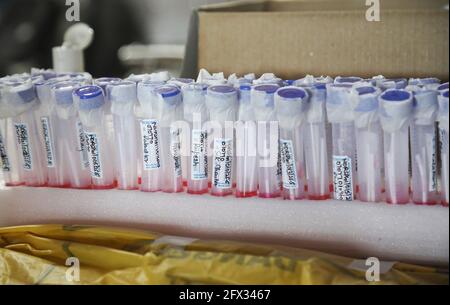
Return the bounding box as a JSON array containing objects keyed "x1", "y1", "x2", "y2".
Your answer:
[{"x1": 0, "y1": 186, "x2": 448, "y2": 267}]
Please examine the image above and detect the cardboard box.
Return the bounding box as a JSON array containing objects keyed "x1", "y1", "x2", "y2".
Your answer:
[{"x1": 196, "y1": 0, "x2": 449, "y2": 80}]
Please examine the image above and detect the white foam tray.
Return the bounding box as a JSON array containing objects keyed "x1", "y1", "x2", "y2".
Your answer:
[{"x1": 0, "y1": 186, "x2": 448, "y2": 267}]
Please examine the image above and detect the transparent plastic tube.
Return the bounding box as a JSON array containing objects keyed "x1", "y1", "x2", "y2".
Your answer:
[
  {"x1": 113, "y1": 114, "x2": 138, "y2": 190},
  {"x1": 235, "y1": 121, "x2": 258, "y2": 197},
  {"x1": 326, "y1": 84, "x2": 357, "y2": 201},
  {"x1": 409, "y1": 89, "x2": 440, "y2": 205},
  {"x1": 275, "y1": 87, "x2": 309, "y2": 200},
  {"x1": 107, "y1": 81, "x2": 139, "y2": 190},
  {"x1": 183, "y1": 83, "x2": 209, "y2": 195},
  {"x1": 256, "y1": 121, "x2": 281, "y2": 198},
  {"x1": 438, "y1": 90, "x2": 449, "y2": 206},
  {"x1": 355, "y1": 122, "x2": 383, "y2": 202},
  {"x1": 3, "y1": 81, "x2": 47, "y2": 187},
  {"x1": 353, "y1": 85, "x2": 383, "y2": 202},
  {"x1": 440, "y1": 128, "x2": 449, "y2": 207},
  {"x1": 379, "y1": 89, "x2": 414, "y2": 204},
  {"x1": 205, "y1": 85, "x2": 238, "y2": 197},
  {"x1": 74, "y1": 86, "x2": 115, "y2": 189},
  {"x1": 235, "y1": 85, "x2": 257, "y2": 198},
  {"x1": 14, "y1": 109, "x2": 47, "y2": 186},
  {"x1": 304, "y1": 122, "x2": 330, "y2": 200},
  {"x1": 136, "y1": 80, "x2": 165, "y2": 192},
  {"x1": 331, "y1": 122, "x2": 357, "y2": 201},
  {"x1": 35, "y1": 78, "x2": 67, "y2": 187},
  {"x1": 0, "y1": 118, "x2": 23, "y2": 186},
  {"x1": 52, "y1": 81, "x2": 91, "y2": 189},
  {"x1": 155, "y1": 85, "x2": 184, "y2": 193},
  {"x1": 302, "y1": 83, "x2": 331, "y2": 200},
  {"x1": 383, "y1": 126, "x2": 410, "y2": 204},
  {"x1": 411, "y1": 124, "x2": 439, "y2": 205},
  {"x1": 279, "y1": 127, "x2": 306, "y2": 200},
  {"x1": 251, "y1": 84, "x2": 281, "y2": 198}
]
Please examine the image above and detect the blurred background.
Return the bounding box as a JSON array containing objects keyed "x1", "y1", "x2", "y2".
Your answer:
[{"x1": 0, "y1": 0, "x2": 231, "y2": 78}]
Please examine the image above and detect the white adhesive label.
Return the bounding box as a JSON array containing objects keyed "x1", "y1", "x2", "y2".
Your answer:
[
  {"x1": 428, "y1": 134, "x2": 438, "y2": 192},
  {"x1": 333, "y1": 155, "x2": 354, "y2": 201},
  {"x1": 191, "y1": 129, "x2": 208, "y2": 180},
  {"x1": 276, "y1": 141, "x2": 282, "y2": 188},
  {"x1": 140, "y1": 119, "x2": 161, "y2": 170},
  {"x1": 0, "y1": 132, "x2": 10, "y2": 172},
  {"x1": 170, "y1": 127, "x2": 182, "y2": 177},
  {"x1": 280, "y1": 139, "x2": 298, "y2": 190},
  {"x1": 15, "y1": 123, "x2": 33, "y2": 171},
  {"x1": 75, "y1": 121, "x2": 89, "y2": 169},
  {"x1": 85, "y1": 132, "x2": 103, "y2": 179},
  {"x1": 212, "y1": 138, "x2": 233, "y2": 189},
  {"x1": 40, "y1": 117, "x2": 55, "y2": 168}
]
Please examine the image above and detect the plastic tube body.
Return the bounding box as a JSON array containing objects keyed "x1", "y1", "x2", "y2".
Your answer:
[
  {"x1": 326, "y1": 84, "x2": 357, "y2": 201},
  {"x1": 205, "y1": 85, "x2": 238, "y2": 197},
  {"x1": 302, "y1": 84, "x2": 331, "y2": 200},
  {"x1": 379, "y1": 89, "x2": 414, "y2": 204},
  {"x1": 438, "y1": 91, "x2": 449, "y2": 206},
  {"x1": 251, "y1": 84, "x2": 281, "y2": 198},
  {"x1": 107, "y1": 81, "x2": 139, "y2": 190},
  {"x1": 13, "y1": 109, "x2": 47, "y2": 186},
  {"x1": 155, "y1": 86, "x2": 184, "y2": 193},
  {"x1": 75, "y1": 86, "x2": 115, "y2": 189},
  {"x1": 136, "y1": 80, "x2": 165, "y2": 192},
  {"x1": 52, "y1": 81, "x2": 91, "y2": 189},
  {"x1": 409, "y1": 89, "x2": 440, "y2": 205},
  {"x1": 383, "y1": 126, "x2": 410, "y2": 204},
  {"x1": 235, "y1": 85, "x2": 260, "y2": 198},
  {"x1": 353, "y1": 85, "x2": 383, "y2": 202},
  {"x1": 275, "y1": 87, "x2": 309, "y2": 200},
  {"x1": 0, "y1": 118, "x2": 23, "y2": 186},
  {"x1": 355, "y1": 122, "x2": 383, "y2": 202},
  {"x1": 182, "y1": 84, "x2": 209, "y2": 195}
]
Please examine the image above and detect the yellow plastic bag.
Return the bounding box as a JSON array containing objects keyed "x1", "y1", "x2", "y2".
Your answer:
[{"x1": 0, "y1": 224, "x2": 447, "y2": 285}]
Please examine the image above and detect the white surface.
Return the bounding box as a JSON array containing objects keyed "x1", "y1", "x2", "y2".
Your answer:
[{"x1": 0, "y1": 186, "x2": 448, "y2": 267}]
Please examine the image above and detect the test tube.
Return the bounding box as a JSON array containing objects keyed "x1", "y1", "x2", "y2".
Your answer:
[
  {"x1": 303, "y1": 83, "x2": 331, "y2": 200},
  {"x1": 408, "y1": 78, "x2": 441, "y2": 90},
  {"x1": 0, "y1": 83, "x2": 24, "y2": 186},
  {"x1": 326, "y1": 84, "x2": 357, "y2": 201},
  {"x1": 167, "y1": 77, "x2": 194, "y2": 187},
  {"x1": 182, "y1": 83, "x2": 209, "y2": 194},
  {"x1": 106, "y1": 81, "x2": 139, "y2": 190},
  {"x1": 205, "y1": 85, "x2": 238, "y2": 196},
  {"x1": 438, "y1": 90, "x2": 449, "y2": 207},
  {"x1": 409, "y1": 88, "x2": 440, "y2": 205},
  {"x1": 4, "y1": 80, "x2": 47, "y2": 186},
  {"x1": 35, "y1": 77, "x2": 71, "y2": 187},
  {"x1": 253, "y1": 73, "x2": 283, "y2": 86},
  {"x1": 167, "y1": 78, "x2": 194, "y2": 88},
  {"x1": 353, "y1": 85, "x2": 383, "y2": 202},
  {"x1": 0, "y1": 118, "x2": 23, "y2": 186},
  {"x1": 93, "y1": 78, "x2": 121, "y2": 168},
  {"x1": 274, "y1": 86, "x2": 309, "y2": 200},
  {"x1": 235, "y1": 83, "x2": 258, "y2": 197},
  {"x1": 251, "y1": 83, "x2": 281, "y2": 198},
  {"x1": 51, "y1": 81, "x2": 91, "y2": 189},
  {"x1": 334, "y1": 76, "x2": 363, "y2": 85},
  {"x1": 154, "y1": 85, "x2": 184, "y2": 193},
  {"x1": 31, "y1": 68, "x2": 56, "y2": 80},
  {"x1": 379, "y1": 89, "x2": 413, "y2": 204},
  {"x1": 136, "y1": 80, "x2": 165, "y2": 192},
  {"x1": 378, "y1": 78, "x2": 408, "y2": 91},
  {"x1": 74, "y1": 86, "x2": 115, "y2": 189}
]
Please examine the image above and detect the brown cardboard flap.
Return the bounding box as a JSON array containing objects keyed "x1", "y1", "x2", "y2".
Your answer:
[
  {"x1": 200, "y1": 0, "x2": 449, "y2": 12},
  {"x1": 198, "y1": 0, "x2": 449, "y2": 79}
]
